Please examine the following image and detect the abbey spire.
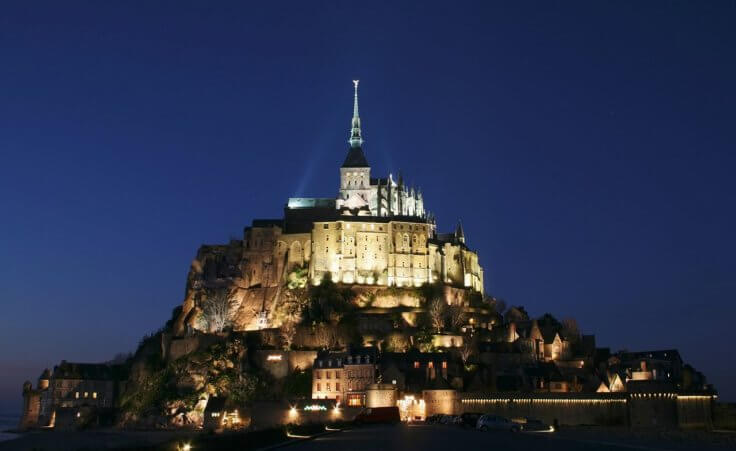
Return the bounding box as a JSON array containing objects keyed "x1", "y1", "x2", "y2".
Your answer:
[{"x1": 349, "y1": 79, "x2": 364, "y2": 148}]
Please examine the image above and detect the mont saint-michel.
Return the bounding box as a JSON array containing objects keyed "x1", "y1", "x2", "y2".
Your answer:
[{"x1": 12, "y1": 82, "x2": 724, "y2": 448}]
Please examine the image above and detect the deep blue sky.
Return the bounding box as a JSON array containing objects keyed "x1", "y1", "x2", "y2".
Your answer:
[{"x1": 1, "y1": 1, "x2": 734, "y2": 412}]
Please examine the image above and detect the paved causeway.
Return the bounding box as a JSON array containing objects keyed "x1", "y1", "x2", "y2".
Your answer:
[{"x1": 290, "y1": 424, "x2": 736, "y2": 451}]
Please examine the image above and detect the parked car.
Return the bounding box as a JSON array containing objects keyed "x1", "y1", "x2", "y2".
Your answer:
[
  {"x1": 459, "y1": 412, "x2": 484, "y2": 428},
  {"x1": 512, "y1": 417, "x2": 555, "y2": 432},
  {"x1": 476, "y1": 414, "x2": 520, "y2": 432},
  {"x1": 354, "y1": 406, "x2": 401, "y2": 425}
]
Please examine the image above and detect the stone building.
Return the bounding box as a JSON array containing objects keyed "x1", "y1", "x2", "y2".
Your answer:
[
  {"x1": 174, "y1": 81, "x2": 484, "y2": 333},
  {"x1": 20, "y1": 361, "x2": 127, "y2": 429},
  {"x1": 312, "y1": 348, "x2": 377, "y2": 406}
]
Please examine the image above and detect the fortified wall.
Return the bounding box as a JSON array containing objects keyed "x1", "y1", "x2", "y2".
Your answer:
[{"x1": 461, "y1": 392, "x2": 714, "y2": 429}]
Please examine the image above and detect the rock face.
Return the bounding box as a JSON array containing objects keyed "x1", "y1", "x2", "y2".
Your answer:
[
  {"x1": 173, "y1": 236, "x2": 482, "y2": 336},
  {"x1": 119, "y1": 334, "x2": 250, "y2": 428}
]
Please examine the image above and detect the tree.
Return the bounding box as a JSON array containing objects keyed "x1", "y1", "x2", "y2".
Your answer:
[
  {"x1": 538, "y1": 313, "x2": 561, "y2": 328},
  {"x1": 305, "y1": 277, "x2": 354, "y2": 324},
  {"x1": 280, "y1": 321, "x2": 298, "y2": 350},
  {"x1": 383, "y1": 332, "x2": 410, "y2": 352},
  {"x1": 313, "y1": 323, "x2": 339, "y2": 350},
  {"x1": 427, "y1": 298, "x2": 447, "y2": 333},
  {"x1": 459, "y1": 335, "x2": 477, "y2": 366},
  {"x1": 488, "y1": 297, "x2": 507, "y2": 316},
  {"x1": 200, "y1": 288, "x2": 235, "y2": 332},
  {"x1": 447, "y1": 305, "x2": 466, "y2": 332},
  {"x1": 415, "y1": 327, "x2": 435, "y2": 352},
  {"x1": 505, "y1": 306, "x2": 529, "y2": 323},
  {"x1": 419, "y1": 282, "x2": 445, "y2": 305},
  {"x1": 561, "y1": 318, "x2": 581, "y2": 344}
]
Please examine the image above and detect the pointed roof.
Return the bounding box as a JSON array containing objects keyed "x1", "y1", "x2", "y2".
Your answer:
[
  {"x1": 348, "y1": 80, "x2": 364, "y2": 148},
  {"x1": 455, "y1": 220, "x2": 465, "y2": 239},
  {"x1": 342, "y1": 146, "x2": 369, "y2": 167},
  {"x1": 342, "y1": 80, "x2": 369, "y2": 168}
]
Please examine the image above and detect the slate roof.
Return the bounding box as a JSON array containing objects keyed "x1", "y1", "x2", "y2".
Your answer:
[
  {"x1": 342, "y1": 146, "x2": 369, "y2": 167},
  {"x1": 52, "y1": 361, "x2": 127, "y2": 381}
]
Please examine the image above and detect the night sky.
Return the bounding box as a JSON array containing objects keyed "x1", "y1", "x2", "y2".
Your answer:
[{"x1": 1, "y1": 1, "x2": 735, "y2": 413}]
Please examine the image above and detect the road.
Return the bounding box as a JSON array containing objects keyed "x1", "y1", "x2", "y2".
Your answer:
[{"x1": 290, "y1": 424, "x2": 736, "y2": 451}]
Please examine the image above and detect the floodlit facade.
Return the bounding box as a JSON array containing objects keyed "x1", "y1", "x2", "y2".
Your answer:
[
  {"x1": 175, "y1": 81, "x2": 485, "y2": 332},
  {"x1": 245, "y1": 81, "x2": 483, "y2": 291}
]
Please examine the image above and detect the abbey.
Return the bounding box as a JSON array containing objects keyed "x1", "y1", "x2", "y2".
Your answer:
[
  {"x1": 175, "y1": 81, "x2": 484, "y2": 332},
  {"x1": 282, "y1": 81, "x2": 482, "y2": 291}
]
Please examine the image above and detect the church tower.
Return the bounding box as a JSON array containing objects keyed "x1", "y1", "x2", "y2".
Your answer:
[{"x1": 339, "y1": 80, "x2": 372, "y2": 211}]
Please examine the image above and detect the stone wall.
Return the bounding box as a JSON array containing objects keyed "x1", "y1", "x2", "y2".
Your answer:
[
  {"x1": 461, "y1": 393, "x2": 715, "y2": 430},
  {"x1": 366, "y1": 384, "x2": 398, "y2": 408},
  {"x1": 168, "y1": 334, "x2": 221, "y2": 361},
  {"x1": 424, "y1": 389, "x2": 459, "y2": 416},
  {"x1": 19, "y1": 388, "x2": 41, "y2": 430},
  {"x1": 629, "y1": 393, "x2": 677, "y2": 428},
  {"x1": 246, "y1": 401, "x2": 363, "y2": 429},
  {"x1": 677, "y1": 395, "x2": 713, "y2": 430},
  {"x1": 251, "y1": 350, "x2": 318, "y2": 379}
]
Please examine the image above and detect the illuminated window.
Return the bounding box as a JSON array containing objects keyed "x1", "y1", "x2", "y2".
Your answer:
[{"x1": 413, "y1": 361, "x2": 420, "y2": 369}]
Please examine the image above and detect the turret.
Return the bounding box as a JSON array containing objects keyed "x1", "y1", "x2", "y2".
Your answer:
[
  {"x1": 455, "y1": 220, "x2": 465, "y2": 244},
  {"x1": 38, "y1": 368, "x2": 50, "y2": 390}
]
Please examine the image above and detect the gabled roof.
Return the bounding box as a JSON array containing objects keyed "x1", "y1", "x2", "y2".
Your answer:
[
  {"x1": 541, "y1": 327, "x2": 561, "y2": 344},
  {"x1": 52, "y1": 361, "x2": 127, "y2": 381},
  {"x1": 342, "y1": 146, "x2": 369, "y2": 168}
]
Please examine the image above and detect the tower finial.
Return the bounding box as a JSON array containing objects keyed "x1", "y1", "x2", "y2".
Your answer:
[{"x1": 349, "y1": 80, "x2": 363, "y2": 148}]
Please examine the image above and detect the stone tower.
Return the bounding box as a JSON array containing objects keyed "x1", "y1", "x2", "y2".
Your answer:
[{"x1": 339, "y1": 80, "x2": 372, "y2": 211}]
